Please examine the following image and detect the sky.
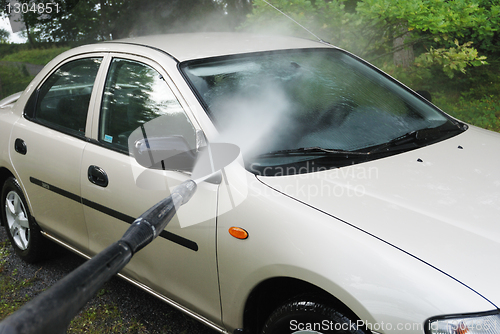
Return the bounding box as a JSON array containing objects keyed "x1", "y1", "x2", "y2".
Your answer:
[{"x1": 1, "y1": 16, "x2": 28, "y2": 43}]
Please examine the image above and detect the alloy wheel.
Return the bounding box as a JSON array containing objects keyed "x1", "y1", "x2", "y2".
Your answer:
[{"x1": 5, "y1": 190, "x2": 30, "y2": 251}]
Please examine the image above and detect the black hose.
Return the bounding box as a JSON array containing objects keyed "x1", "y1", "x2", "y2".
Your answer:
[
  {"x1": 0, "y1": 180, "x2": 197, "y2": 334},
  {"x1": 122, "y1": 179, "x2": 197, "y2": 254}
]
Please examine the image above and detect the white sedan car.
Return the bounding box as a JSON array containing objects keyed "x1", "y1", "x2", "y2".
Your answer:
[{"x1": 1, "y1": 33, "x2": 499, "y2": 334}]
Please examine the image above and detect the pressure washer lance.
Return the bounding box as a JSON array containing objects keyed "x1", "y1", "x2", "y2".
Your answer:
[{"x1": 0, "y1": 179, "x2": 197, "y2": 334}]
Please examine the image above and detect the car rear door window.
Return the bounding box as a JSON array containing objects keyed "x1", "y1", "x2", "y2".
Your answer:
[
  {"x1": 29, "y1": 58, "x2": 102, "y2": 137},
  {"x1": 99, "y1": 58, "x2": 196, "y2": 152}
]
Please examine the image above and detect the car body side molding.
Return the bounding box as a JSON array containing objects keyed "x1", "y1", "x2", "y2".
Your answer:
[{"x1": 29, "y1": 177, "x2": 198, "y2": 251}]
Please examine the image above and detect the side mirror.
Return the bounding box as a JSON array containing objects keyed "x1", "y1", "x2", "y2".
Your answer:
[
  {"x1": 129, "y1": 117, "x2": 240, "y2": 179},
  {"x1": 132, "y1": 135, "x2": 197, "y2": 172}
]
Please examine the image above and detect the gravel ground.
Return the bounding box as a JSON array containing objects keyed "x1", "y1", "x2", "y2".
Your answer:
[{"x1": 0, "y1": 227, "x2": 220, "y2": 334}]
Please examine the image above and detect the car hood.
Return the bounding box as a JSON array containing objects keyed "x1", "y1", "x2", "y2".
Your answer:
[{"x1": 257, "y1": 126, "x2": 500, "y2": 307}]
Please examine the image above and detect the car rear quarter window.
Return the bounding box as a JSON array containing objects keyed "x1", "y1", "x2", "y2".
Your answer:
[
  {"x1": 98, "y1": 58, "x2": 196, "y2": 153},
  {"x1": 26, "y1": 57, "x2": 102, "y2": 137}
]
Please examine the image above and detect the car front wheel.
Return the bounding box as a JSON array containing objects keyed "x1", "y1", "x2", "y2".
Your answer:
[
  {"x1": 261, "y1": 298, "x2": 366, "y2": 334},
  {"x1": 1, "y1": 177, "x2": 47, "y2": 263}
]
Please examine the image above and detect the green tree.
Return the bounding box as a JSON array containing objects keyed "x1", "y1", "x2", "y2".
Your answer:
[
  {"x1": 242, "y1": 0, "x2": 497, "y2": 76},
  {"x1": 356, "y1": 0, "x2": 496, "y2": 70},
  {"x1": 0, "y1": 29, "x2": 9, "y2": 43},
  {"x1": 0, "y1": 0, "x2": 252, "y2": 45},
  {"x1": 0, "y1": 0, "x2": 83, "y2": 46}
]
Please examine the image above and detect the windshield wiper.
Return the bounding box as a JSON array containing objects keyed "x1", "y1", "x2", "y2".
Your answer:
[
  {"x1": 255, "y1": 146, "x2": 370, "y2": 158},
  {"x1": 368, "y1": 124, "x2": 465, "y2": 154},
  {"x1": 254, "y1": 123, "x2": 465, "y2": 159}
]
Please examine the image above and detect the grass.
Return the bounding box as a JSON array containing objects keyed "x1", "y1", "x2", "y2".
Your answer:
[
  {"x1": 0, "y1": 64, "x2": 34, "y2": 99},
  {"x1": 67, "y1": 294, "x2": 148, "y2": 333},
  {"x1": 0, "y1": 241, "x2": 34, "y2": 320},
  {"x1": 0, "y1": 46, "x2": 70, "y2": 66},
  {"x1": 436, "y1": 95, "x2": 500, "y2": 132},
  {"x1": 384, "y1": 56, "x2": 500, "y2": 132},
  {"x1": 0, "y1": 46, "x2": 70, "y2": 99},
  {"x1": 0, "y1": 241, "x2": 148, "y2": 334}
]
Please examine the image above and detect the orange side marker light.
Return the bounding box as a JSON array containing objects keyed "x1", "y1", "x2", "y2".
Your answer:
[{"x1": 229, "y1": 227, "x2": 248, "y2": 240}]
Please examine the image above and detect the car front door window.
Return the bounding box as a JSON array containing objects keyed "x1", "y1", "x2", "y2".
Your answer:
[{"x1": 99, "y1": 58, "x2": 196, "y2": 152}]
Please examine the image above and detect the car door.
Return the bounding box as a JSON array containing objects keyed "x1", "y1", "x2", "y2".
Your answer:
[
  {"x1": 10, "y1": 55, "x2": 106, "y2": 250},
  {"x1": 80, "y1": 55, "x2": 222, "y2": 324}
]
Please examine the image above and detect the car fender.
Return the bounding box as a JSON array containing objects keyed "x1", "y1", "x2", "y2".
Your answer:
[
  {"x1": 0, "y1": 94, "x2": 22, "y2": 178},
  {"x1": 216, "y1": 168, "x2": 495, "y2": 333},
  {"x1": 0, "y1": 95, "x2": 35, "y2": 219}
]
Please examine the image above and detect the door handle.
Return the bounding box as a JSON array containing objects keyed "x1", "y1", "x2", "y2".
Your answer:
[
  {"x1": 88, "y1": 165, "x2": 108, "y2": 187},
  {"x1": 14, "y1": 138, "x2": 27, "y2": 155}
]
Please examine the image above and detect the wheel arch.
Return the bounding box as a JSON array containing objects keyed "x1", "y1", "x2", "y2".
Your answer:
[
  {"x1": 0, "y1": 167, "x2": 15, "y2": 226},
  {"x1": 242, "y1": 276, "x2": 367, "y2": 334}
]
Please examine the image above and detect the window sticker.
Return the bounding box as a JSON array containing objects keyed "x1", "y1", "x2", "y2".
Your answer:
[{"x1": 104, "y1": 135, "x2": 113, "y2": 143}]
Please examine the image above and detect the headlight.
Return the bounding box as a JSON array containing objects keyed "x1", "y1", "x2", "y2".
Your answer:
[{"x1": 426, "y1": 311, "x2": 500, "y2": 334}]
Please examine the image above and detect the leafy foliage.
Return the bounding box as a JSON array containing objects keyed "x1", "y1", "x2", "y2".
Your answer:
[
  {"x1": 242, "y1": 0, "x2": 500, "y2": 133},
  {"x1": 1, "y1": 0, "x2": 253, "y2": 44},
  {"x1": 0, "y1": 30, "x2": 9, "y2": 44},
  {"x1": 415, "y1": 40, "x2": 488, "y2": 78},
  {"x1": 243, "y1": 0, "x2": 498, "y2": 77}
]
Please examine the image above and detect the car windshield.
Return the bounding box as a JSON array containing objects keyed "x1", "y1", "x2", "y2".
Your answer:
[{"x1": 181, "y1": 48, "x2": 464, "y2": 176}]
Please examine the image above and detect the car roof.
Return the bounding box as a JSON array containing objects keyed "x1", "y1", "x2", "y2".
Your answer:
[{"x1": 104, "y1": 33, "x2": 332, "y2": 62}]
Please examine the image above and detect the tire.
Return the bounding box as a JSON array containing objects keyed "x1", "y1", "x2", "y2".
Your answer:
[
  {"x1": 261, "y1": 298, "x2": 366, "y2": 334},
  {"x1": 1, "y1": 176, "x2": 48, "y2": 263}
]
